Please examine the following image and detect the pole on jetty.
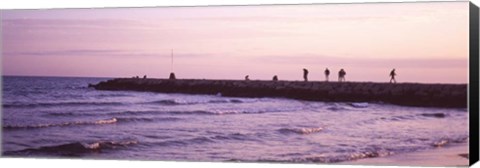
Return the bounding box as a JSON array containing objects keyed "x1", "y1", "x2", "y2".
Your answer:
[
  {"x1": 169, "y1": 49, "x2": 176, "y2": 80},
  {"x1": 171, "y1": 49, "x2": 174, "y2": 72}
]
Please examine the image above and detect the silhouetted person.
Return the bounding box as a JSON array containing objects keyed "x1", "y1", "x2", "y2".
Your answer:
[
  {"x1": 245, "y1": 75, "x2": 250, "y2": 81},
  {"x1": 338, "y1": 69, "x2": 346, "y2": 82},
  {"x1": 272, "y1": 75, "x2": 278, "y2": 81},
  {"x1": 143, "y1": 75, "x2": 147, "y2": 79},
  {"x1": 303, "y1": 68, "x2": 309, "y2": 82},
  {"x1": 324, "y1": 68, "x2": 330, "y2": 81},
  {"x1": 390, "y1": 69, "x2": 397, "y2": 83},
  {"x1": 169, "y1": 72, "x2": 176, "y2": 80}
]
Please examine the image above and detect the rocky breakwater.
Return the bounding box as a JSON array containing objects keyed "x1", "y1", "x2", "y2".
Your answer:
[{"x1": 90, "y1": 78, "x2": 467, "y2": 108}]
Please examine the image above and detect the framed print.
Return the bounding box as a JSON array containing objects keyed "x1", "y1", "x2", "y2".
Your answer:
[{"x1": 1, "y1": 1, "x2": 479, "y2": 167}]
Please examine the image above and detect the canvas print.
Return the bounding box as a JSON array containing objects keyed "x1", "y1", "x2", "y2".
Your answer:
[{"x1": 1, "y1": 2, "x2": 472, "y2": 166}]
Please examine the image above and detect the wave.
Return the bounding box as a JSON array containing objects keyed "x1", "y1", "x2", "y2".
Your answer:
[
  {"x1": 432, "y1": 136, "x2": 469, "y2": 147},
  {"x1": 145, "y1": 99, "x2": 195, "y2": 106},
  {"x1": 4, "y1": 116, "x2": 183, "y2": 130},
  {"x1": 65, "y1": 86, "x2": 86, "y2": 90},
  {"x1": 152, "y1": 133, "x2": 261, "y2": 147},
  {"x1": 162, "y1": 106, "x2": 302, "y2": 115},
  {"x1": 95, "y1": 93, "x2": 132, "y2": 98},
  {"x1": 326, "y1": 102, "x2": 370, "y2": 112},
  {"x1": 228, "y1": 136, "x2": 469, "y2": 163},
  {"x1": 210, "y1": 132, "x2": 260, "y2": 142},
  {"x1": 207, "y1": 99, "x2": 243, "y2": 103},
  {"x1": 3, "y1": 140, "x2": 138, "y2": 157},
  {"x1": 278, "y1": 127, "x2": 324, "y2": 135},
  {"x1": 3, "y1": 101, "x2": 124, "y2": 108},
  {"x1": 47, "y1": 111, "x2": 100, "y2": 117},
  {"x1": 228, "y1": 99, "x2": 244, "y2": 103},
  {"x1": 154, "y1": 137, "x2": 215, "y2": 147},
  {"x1": 116, "y1": 117, "x2": 181, "y2": 123},
  {"x1": 112, "y1": 109, "x2": 293, "y2": 116},
  {"x1": 3, "y1": 118, "x2": 118, "y2": 130},
  {"x1": 346, "y1": 150, "x2": 393, "y2": 161},
  {"x1": 364, "y1": 112, "x2": 451, "y2": 123},
  {"x1": 46, "y1": 110, "x2": 213, "y2": 117},
  {"x1": 229, "y1": 149, "x2": 393, "y2": 163},
  {"x1": 326, "y1": 104, "x2": 350, "y2": 111},
  {"x1": 292, "y1": 150, "x2": 392, "y2": 163},
  {"x1": 143, "y1": 98, "x2": 247, "y2": 106},
  {"x1": 102, "y1": 110, "x2": 222, "y2": 116},
  {"x1": 355, "y1": 114, "x2": 421, "y2": 126},
  {"x1": 349, "y1": 102, "x2": 369, "y2": 108},
  {"x1": 46, "y1": 110, "x2": 182, "y2": 118},
  {"x1": 114, "y1": 109, "x2": 267, "y2": 116},
  {"x1": 46, "y1": 106, "x2": 303, "y2": 119},
  {"x1": 166, "y1": 108, "x2": 294, "y2": 115}
]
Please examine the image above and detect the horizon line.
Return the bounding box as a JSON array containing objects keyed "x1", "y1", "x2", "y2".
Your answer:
[{"x1": 1, "y1": 74, "x2": 469, "y2": 85}]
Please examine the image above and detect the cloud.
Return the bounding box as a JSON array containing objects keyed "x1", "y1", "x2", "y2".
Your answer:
[
  {"x1": 3, "y1": 49, "x2": 121, "y2": 56},
  {"x1": 2, "y1": 49, "x2": 209, "y2": 58},
  {"x1": 1, "y1": 19, "x2": 157, "y2": 30},
  {"x1": 253, "y1": 54, "x2": 467, "y2": 69},
  {"x1": 176, "y1": 15, "x2": 393, "y2": 23}
]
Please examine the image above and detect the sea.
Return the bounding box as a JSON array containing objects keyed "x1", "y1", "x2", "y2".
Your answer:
[{"x1": 1, "y1": 76, "x2": 469, "y2": 163}]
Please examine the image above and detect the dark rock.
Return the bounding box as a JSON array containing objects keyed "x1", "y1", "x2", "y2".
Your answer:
[
  {"x1": 459, "y1": 153, "x2": 469, "y2": 159},
  {"x1": 90, "y1": 78, "x2": 467, "y2": 108},
  {"x1": 421, "y1": 113, "x2": 447, "y2": 118}
]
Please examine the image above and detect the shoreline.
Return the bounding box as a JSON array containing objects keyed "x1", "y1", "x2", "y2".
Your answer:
[
  {"x1": 343, "y1": 143, "x2": 469, "y2": 167},
  {"x1": 90, "y1": 78, "x2": 467, "y2": 108}
]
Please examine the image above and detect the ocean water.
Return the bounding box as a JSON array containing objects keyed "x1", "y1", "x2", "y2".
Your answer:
[{"x1": 1, "y1": 76, "x2": 469, "y2": 163}]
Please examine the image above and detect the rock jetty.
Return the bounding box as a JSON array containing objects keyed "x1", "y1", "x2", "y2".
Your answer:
[{"x1": 90, "y1": 78, "x2": 467, "y2": 108}]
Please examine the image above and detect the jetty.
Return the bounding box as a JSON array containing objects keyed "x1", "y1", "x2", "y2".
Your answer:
[{"x1": 90, "y1": 78, "x2": 467, "y2": 108}]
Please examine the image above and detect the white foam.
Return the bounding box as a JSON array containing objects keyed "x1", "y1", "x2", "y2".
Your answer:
[
  {"x1": 279, "y1": 127, "x2": 324, "y2": 135},
  {"x1": 350, "y1": 102, "x2": 369, "y2": 108},
  {"x1": 94, "y1": 118, "x2": 118, "y2": 124}
]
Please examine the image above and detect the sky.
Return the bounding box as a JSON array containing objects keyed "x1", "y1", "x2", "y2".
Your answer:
[{"x1": 1, "y1": 2, "x2": 470, "y2": 83}]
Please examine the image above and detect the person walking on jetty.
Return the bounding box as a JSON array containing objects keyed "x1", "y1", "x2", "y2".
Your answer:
[
  {"x1": 303, "y1": 68, "x2": 309, "y2": 82},
  {"x1": 390, "y1": 69, "x2": 397, "y2": 83},
  {"x1": 245, "y1": 75, "x2": 250, "y2": 81},
  {"x1": 324, "y1": 68, "x2": 330, "y2": 81},
  {"x1": 338, "y1": 69, "x2": 346, "y2": 82}
]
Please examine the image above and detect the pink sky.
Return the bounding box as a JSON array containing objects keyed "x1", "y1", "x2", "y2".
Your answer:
[{"x1": 1, "y1": 2, "x2": 469, "y2": 83}]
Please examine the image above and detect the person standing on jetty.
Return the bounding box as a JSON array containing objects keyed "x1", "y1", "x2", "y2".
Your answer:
[
  {"x1": 303, "y1": 68, "x2": 309, "y2": 82},
  {"x1": 245, "y1": 75, "x2": 250, "y2": 81},
  {"x1": 324, "y1": 68, "x2": 330, "y2": 81},
  {"x1": 338, "y1": 69, "x2": 346, "y2": 82},
  {"x1": 169, "y1": 73, "x2": 176, "y2": 80},
  {"x1": 390, "y1": 69, "x2": 397, "y2": 83},
  {"x1": 273, "y1": 75, "x2": 278, "y2": 81}
]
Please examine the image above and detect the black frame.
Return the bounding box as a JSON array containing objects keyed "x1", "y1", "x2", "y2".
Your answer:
[{"x1": 469, "y1": 1, "x2": 479, "y2": 166}]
